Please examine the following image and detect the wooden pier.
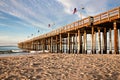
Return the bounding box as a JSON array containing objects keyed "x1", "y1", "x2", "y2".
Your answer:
[{"x1": 18, "y1": 7, "x2": 120, "y2": 54}]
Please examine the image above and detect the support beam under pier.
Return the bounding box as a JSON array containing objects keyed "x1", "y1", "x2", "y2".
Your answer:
[
  {"x1": 75, "y1": 33, "x2": 77, "y2": 53},
  {"x1": 94, "y1": 31, "x2": 96, "y2": 54},
  {"x1": 51, "y1": 37, "x2": 53, "y2": 53},
  {"x1": 91, "y1": 27, "x2": 96, "y2": 54},
  {"x1": 60, "y1": 34, "x2": 62, "y2": 53},
  {"x1": 114, "y1": 21, "x2": 119, "y2": 54},
  {"x1": 42, "y1": 40, "x2": 45, "y2": 53},
  {"x1": 56, "y1": 36, "x2": 58, "y2": 53},
  {"x1": 109, "y1": 28, "x2": 112, "y2": 54},
  {"x1": 83, "y1": 29, "x2": 87, "y2": 54},
  {"x1": 91, "y1": 27, "x2": 94, "y2": 54},
  {"x1": 103, "y1": 27, "x2": 107, "y2": 54},
  {"x1": 77, "y1": 30, "x2": 82, "y2": 53},
  {"x1": 67, "y1": 33, "x2": 70, "y2": 53},
  {"x1": 98, "y1": 27, "x2": 101, "y2": 54},
  {"x1": 72, "y1": 36, "x2": 74, "y2": 53}
]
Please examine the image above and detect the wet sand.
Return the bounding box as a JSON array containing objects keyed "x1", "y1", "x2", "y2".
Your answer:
[{"x1": 0, "y1": 53, "x2": 120, "y2": 80}]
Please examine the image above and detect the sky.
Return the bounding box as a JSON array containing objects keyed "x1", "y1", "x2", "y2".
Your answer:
[{"x1": 0, "y1": 0, "x2": 120, "y2": 46}]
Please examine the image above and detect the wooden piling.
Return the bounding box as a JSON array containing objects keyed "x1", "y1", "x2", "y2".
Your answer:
[
  {"x1": 56, "y1": 36, "x2": 58, "y2": 53},
  {"x1": 91, "y1": 27, "x2": 94, "y2": 54},
  {"x1": 98, "y1": 27, "x2": 101, "y2": 54},
  {"x1": 109, "y1": 28, "x2": 112, "y2": 54},
  {"x1": 94, "y1": 31, "x2": 96, "y2": 54},
  {"x1": 51, "y1": 37, "x2": 53, "y2": 53},
  {"x1": 60, "y1": 34, "x2": 62, "y2": 53},
  {"x1": 77, "y1": 30, "x2": 80, "y2": 53},
  {"x1": 103, "y1": 28, "x2": 107, "y2": 54},
  {"x1": 114, "y1": 21, "x2": 119, "y2": 54},
  {"x1": 75, "y1": 33, "x2": 77, "y2": 53},
  {"x1": 84, "y1": 29, "x2": 87, "y2": 54},
  {"x1": 67, "y1": 33, "x2": 70, "y2": 53},
  {"x1": 72, "y1": 36, "x2": 74, "y2": 53}
]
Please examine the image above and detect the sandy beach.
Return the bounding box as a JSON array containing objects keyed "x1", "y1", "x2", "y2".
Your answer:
[{"x1": 0, "y1": 53, "x2": 120, "y2": 80}]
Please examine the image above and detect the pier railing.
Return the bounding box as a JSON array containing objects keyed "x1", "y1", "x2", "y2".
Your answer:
[{"x1": 94, "y1": 7, "x2": 120, "y2": 25}]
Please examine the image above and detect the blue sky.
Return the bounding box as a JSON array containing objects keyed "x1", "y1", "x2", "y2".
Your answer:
[{"x1": 0, "y1": 0, "x2": 120, "y2": 46}]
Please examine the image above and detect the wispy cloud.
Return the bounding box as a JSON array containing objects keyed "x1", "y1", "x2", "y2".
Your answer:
[
  {"x1": 0, "y1": 0, "x2": 52, "y2": 29},
  {"x1": 0, "y1": 35, "x2": 24, "y2": 46},
  {"x1": 57, "y1": 0, "x2": 120, "y2": 17},
  {"x1": 0, "y1": 0, "x2": 79, "y2": 30}
]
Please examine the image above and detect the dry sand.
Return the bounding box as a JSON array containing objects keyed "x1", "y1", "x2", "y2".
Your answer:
[{"x1": 0, "y1": 53, "x2": 120, "y2": 80}]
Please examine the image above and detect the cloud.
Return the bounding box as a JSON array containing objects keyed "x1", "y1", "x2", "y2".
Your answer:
[
  {"x1": 0, "y1": 33, "x2": 28, "y2": 46},
  {"x1": 0, "y1": 0, "x2": 52, "y2": 30},
  {"x1": 0, "y1": 16, "x2": 8, "y2": 19},
  {"x1": 0, "y1": 23, "x2": 8, "y2": 27},
  {"x1": 0, "y1": 0, "x2": 79, "y2": 30},
  {"x1": 0, "y1": 36, "x2": 19, "y2": 46},
  {"x1": 57, "y1": 0, "x2": 120, "y2": 18}
]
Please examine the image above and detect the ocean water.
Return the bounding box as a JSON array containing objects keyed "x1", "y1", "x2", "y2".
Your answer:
[
  {"x1": 0, "y1": 46, "x2": 28, "y2": 57},
  {"x1": 0, "y1": 46, "x2": 20, "y2": 51},
  {"x1": 0, "y1": 46, "x2": 119, "y2": 57}
]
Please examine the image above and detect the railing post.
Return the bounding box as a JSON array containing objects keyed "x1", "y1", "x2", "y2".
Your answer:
[
  {"x1": 118, "y1": 7, "x2": 120, "y2": 18},
  {"x1": 108, "y1": 11, "x2": 110, "y2": 21}
]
